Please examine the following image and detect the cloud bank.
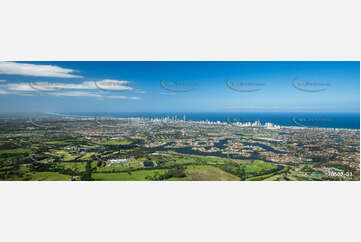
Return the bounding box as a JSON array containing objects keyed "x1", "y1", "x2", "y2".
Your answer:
[{"x1": 0, "y1": 62, "x2": 82, "y2": 78}]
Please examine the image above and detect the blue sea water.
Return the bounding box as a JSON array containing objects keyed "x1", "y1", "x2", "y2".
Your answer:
[{"x1": 69, "y1": 112, "x2": 360, "y2": 130}]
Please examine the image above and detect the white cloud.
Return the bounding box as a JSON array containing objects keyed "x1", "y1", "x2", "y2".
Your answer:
[
  {"x1": 94, "y1": 79, "x2": 132, "y2": 91},
  {"x1": 49, "y1": 91, "x2": 102, "y2": 97},
  {"x1": 48, "y1": 91, "x2": 141, "y2": 100},
  {"x1": 0, "y1": 79, "x2": 140, "y2": 100},
  {"x1": 0, "y1": 89, "x2": 10, "y2": 95},
  {"x1": 28, "y1": 81, "x2": 96, "y2": 91},
  {"x1": 0, "y1": 88, "x2": 34, "y2": 96},
  {"x1": 3, "y1": 80, "x2": 133, "y2": 92},
  {"x1": 6, "y1": 83, "x2": 36, "y2": 91},
  {"x1": 0, "y1": 62, "x2": 82, "y2": 78},
  {"x1": 0, "y1": 80, "x2": 6, "y2": 82}
]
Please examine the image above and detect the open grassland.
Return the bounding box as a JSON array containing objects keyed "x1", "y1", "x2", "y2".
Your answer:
[
  {"x1": 96, "y1": 139, "x2": 133, "y2": 146},
  {"x1": 0, "y1": 148, "x2": 31, "y2": 154},
  {"x1": 43, "y1": 138, "x2": 83, "y2": 146},
  {"x1": 79, "y1": 152, "x2": 96, "y2": 160},
  {"x1": 60, "y1": 162, "x2": 87, "y2": 172},
  {"x1": 3, "y1": 172, "x2": 71, "y2": 181},
  {"x1": 242, "y1": 160, "x2": 278, "y2": 174},
  {"x1": 93, "y1": 165, "x2": 239, "y2": 181},
  {"x1": 176, "y1": 166, "x2": 240, "y2": 181},
  {"x1": 92, "y1": 169, "x2": 167, "y2": 181},
  {"x1": 29, "y1": 172, "x2": 71, "y2": 181}
]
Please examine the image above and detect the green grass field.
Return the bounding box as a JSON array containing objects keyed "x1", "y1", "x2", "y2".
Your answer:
[
  {"x1": 0, "y1": 148, "x2": 31, "y2": 154},
  {"x1": 242, "y1": 160, "x2": 278, "y2": 174},
  {"x1": 96, "y1": 139, "x2": 133, "y2": 146},
  {"x1": 92, "y1": 169, "x2": 167, "y2": 181},
  {"x1": 178, "y1": 166, "x2": 240, "y2": 181},
  {"x1": 60, "y1": 162, "x2": 87, "y2": 172},
  {"x1": 3, "y1": 172, "x2": 71, "y2": 181}
]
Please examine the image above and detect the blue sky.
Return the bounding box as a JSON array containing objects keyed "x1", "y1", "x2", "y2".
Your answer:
[{"x1": 0, "y1": 61, "x2": 359, "y2": 113}]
